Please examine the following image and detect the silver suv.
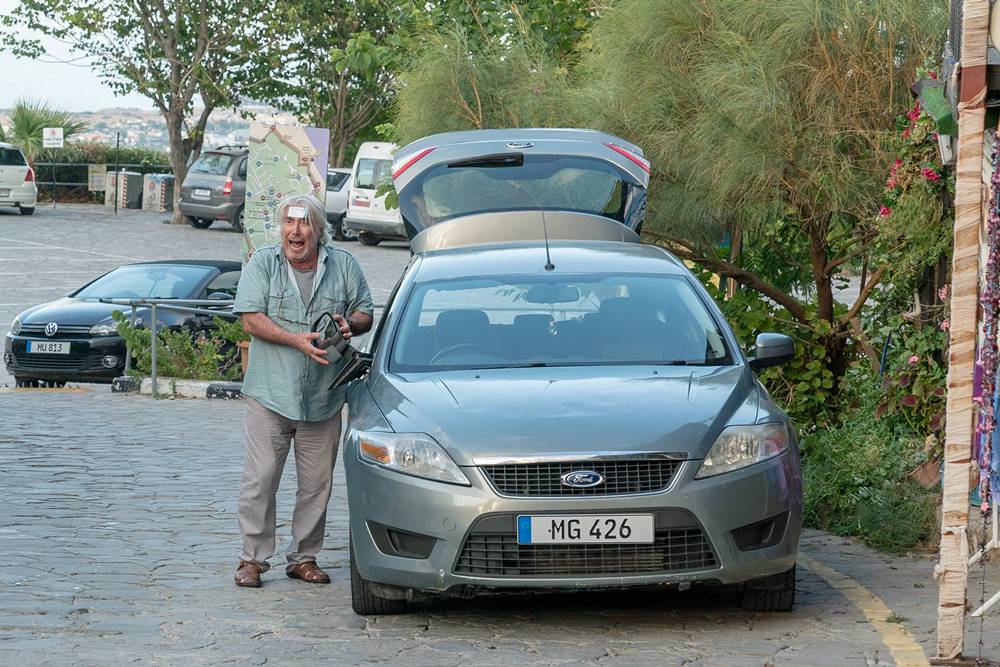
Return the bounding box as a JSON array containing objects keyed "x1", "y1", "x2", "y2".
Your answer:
[
  {"x1": 0, "y1": 143, "x2": 37, "y2": 215},
  {"x1": 178, "y1": 145, "x2": 248, "y2": 231}
]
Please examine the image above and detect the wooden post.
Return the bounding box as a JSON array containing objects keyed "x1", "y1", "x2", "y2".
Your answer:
[{"x1": 934, "y1": 0, "x2": 989, "y2": 661}]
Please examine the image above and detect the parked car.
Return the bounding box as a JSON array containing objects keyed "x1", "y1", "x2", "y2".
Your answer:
[
  {"x1": 326, "y1": 168, "x2": 355, "y2": 241},
  {"x1": 339, "y1": 129, "x2": 801, "y2": 616},
  {"x1": 0, "y1": 142, "x2": 37, "y2": 215},
  {"x1": 4, "y1": 260, "x2": 241, "y2": 387},
  {"x1": 178, "y1": 145, "x2": 248, "y2": 231},
  {"x1": 344, "y1": 141, "x2": 404, "y2": 246}
]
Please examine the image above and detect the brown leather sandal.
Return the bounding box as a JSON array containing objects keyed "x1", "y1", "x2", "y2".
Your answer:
[
  {"x1": 286, "y1": 561, "x2": 330, "y2": 584},
  {"x1": 235, "y1": 559, "x2": 264, "y2": 588}
]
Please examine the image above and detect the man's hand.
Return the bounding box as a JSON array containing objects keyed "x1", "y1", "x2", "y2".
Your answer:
[
  {"x1": 293, "y1": 331, "x2": 330, "y2": 365},
  {"x1": 332, "y1": 314, "x2": 352, "y2": 340}
]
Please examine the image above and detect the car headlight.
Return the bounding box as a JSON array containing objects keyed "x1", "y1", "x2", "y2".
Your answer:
[
  {"x1": 89, "y1": 322, "x2": 119, "y2": 337},
  {"x1": 357, "y1": 431, "x2": 470, "y2": 486},
  {"x1": 10, "y1": 317, "x2": 21, "y2": 335},
  {"x1": 695, "y1": 423, "x2": 791, "y2": 479}
]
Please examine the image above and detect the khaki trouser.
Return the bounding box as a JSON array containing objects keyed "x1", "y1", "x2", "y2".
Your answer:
[{"x1": 238, "y1": 397, "x2": 342, "y2": 571}]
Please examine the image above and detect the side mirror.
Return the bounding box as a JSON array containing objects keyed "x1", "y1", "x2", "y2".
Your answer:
[
  {"x1": 748, "y1": 333, "x2": 795, "y2": 372},
  {"x1": 331, "y1": 351, "x2": 372, "y2": 389}
]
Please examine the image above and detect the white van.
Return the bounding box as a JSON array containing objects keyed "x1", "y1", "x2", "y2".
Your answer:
[{"x1": 344, "y1": 142, "x2": 404, "y2": 246}]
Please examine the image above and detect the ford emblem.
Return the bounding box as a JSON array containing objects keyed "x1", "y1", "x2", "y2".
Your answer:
[
  {"x1": 45, "y1": 322, "x2": 58, "y2": 337},
  {"x1": 560, "y1": 470, "x2": 605, "y2": 488}
]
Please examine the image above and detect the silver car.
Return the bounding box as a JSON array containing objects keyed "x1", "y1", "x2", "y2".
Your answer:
[
  {"x1": 0, "y1": 142, "x2": 37, "y2": 215},
  {"x1": 325, "y1": 168, "x2": 355, "y2": 241},
  {"x1": 339, "y1": 129, "x2": 802, "y2": 615}
]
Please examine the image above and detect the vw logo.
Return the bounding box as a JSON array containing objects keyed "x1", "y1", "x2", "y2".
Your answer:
[
  {"x1": 505, "y1": 141, "x2": 534, "y2": 150},
  {"x1": 44, "y1": 322, "x2": 58, "y2": 337},
  {"x1": 560, "y1": 470, "x2": 605, "y2": 488}
]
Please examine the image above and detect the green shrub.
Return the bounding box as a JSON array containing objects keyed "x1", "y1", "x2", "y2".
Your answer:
[
  {"x1": 112, "y1": 311, "x2": 241, "y2": 382},
  {"x1": 801, "y1": 369, "x2": 939, "y2": 553}
]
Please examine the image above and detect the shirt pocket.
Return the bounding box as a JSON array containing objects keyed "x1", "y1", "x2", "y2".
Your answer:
[
  {"x1": 267, "y1": 286, "x2": 301, "y2": 327},
  {"x1": 313, "y1": 295, "x2": 346, "y2": 319}
]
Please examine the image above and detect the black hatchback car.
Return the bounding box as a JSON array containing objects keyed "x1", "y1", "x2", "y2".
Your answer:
[{"x1": 4, "y1": 260, "x2": 241, "y2": 387}]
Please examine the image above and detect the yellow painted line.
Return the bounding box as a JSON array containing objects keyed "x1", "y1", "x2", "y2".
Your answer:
[{"x1": 800, "y1": 554, "x2": 929, "y2": 667}]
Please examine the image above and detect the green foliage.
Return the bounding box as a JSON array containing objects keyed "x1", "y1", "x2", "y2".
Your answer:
[
  {"x1": 3, "y1": 99, "x2": 88, "y2": 164},
  {"x1": 112, "y1": 311, "x2": 240, "y2": 382},
  {"x1": 801, "y1": 369, "x2": 939, "y2": 553},
  {"x1": 211, "y1": 315, "x2": 250, "y2": 344}
]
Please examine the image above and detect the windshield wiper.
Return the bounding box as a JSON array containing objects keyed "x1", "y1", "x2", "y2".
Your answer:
[{"x1": 448, "y1": 153, "x2": 523, "y2": 169}]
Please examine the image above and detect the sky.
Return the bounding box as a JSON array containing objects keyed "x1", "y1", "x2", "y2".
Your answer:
[{"x1": 0, "y1": 0, "x2": 153, "y2": 111}]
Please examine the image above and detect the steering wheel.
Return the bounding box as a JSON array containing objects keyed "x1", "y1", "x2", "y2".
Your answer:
[{"x1": 430, "y1": 343, "x2": 487, "y2": 364}]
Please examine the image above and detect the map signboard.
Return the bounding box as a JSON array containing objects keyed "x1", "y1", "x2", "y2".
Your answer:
[{"x1": 243, "y1": 124, "x2": 329, "y2": 261}]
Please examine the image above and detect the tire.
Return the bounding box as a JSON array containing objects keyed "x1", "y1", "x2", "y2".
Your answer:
[
  {"x1": 350, "y1": 534, "x2": 407, "y2": 616},
  {"x1": 231, "y1": 207, "x2": 245, "y2": 233},
  {"x1": 19, "y1": 206, "x2": 34, "y2": 216},
  {"x1": 358, "y1": 231, "x2": 381, "y2": 246},
  {"x1": 186, "y1": 216, "x2": 212, "y2": 229},
  {"x1": 332, "y1": 215, "x2": 354, "y2": 242},
  {"x1": 741, "y1": 565, "x2": 796, "y2": 612},
  {"x1": 14, "y1": 377, "x2": 38, "y2": 388}
]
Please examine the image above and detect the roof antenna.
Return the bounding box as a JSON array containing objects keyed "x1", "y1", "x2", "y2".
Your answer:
[{"x1": 541, "y1": 206, "x2": 555, "y2": 271}]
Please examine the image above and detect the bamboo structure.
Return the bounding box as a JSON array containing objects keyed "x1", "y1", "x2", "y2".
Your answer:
[{"x1": 934, "y1": 0, "x2": 989, "y2": 661}]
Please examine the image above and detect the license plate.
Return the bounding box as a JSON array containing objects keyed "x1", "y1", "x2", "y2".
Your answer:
[
  {"x1": 27, "y1": 341, "x2": 70, "y2": 354},
  {"x1": 192, "y1": 188, "x2": 211, "y2": 199},
  {"x1": 517, "y1": 514, "x2": 654, "y2": 545},
  {"x1": 0, "y1": 189, "x2": 9, "y2": 198}
]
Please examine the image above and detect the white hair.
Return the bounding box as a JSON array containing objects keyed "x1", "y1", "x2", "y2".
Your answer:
[{"x1": 276, "y1": 193, "x2": 328, "y2": 246}]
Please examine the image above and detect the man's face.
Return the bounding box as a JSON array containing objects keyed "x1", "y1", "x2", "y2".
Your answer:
[{"x1": 280, "y1": 209, "x2": 318, "y2": 264}]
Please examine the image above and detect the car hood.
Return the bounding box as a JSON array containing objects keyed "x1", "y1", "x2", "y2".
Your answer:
[
  {"x1": 19, "y1": 299, "x2": 135, "y2": 326},
  {"x1": 369, "y1": 365, "x2": 759, "y2": 465}
]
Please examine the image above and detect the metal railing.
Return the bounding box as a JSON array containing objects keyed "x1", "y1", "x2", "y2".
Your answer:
[
  {"x1": 99, "y1": 297, "x2": 386, "y2": 397},
  {"x1": 99, "y1": 297, "x2": 237, "y2": 396}
]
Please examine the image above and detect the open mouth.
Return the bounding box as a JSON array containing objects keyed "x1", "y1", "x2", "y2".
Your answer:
[{"x1": 288, "y1": 239, "x2": 307, "y2": 251}]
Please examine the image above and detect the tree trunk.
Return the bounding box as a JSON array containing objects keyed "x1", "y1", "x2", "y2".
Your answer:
[{"x1": 166, "y1": 111, "x2": 188, "y2": 225}]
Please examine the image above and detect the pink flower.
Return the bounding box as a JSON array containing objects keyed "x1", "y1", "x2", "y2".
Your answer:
[
  {"x1": 902, "y1": 127, "x2": 911, "y2": 138},
  {"x1": 940, "y1": 319, "x2": 950, "y2": 331},
  {"x1": 908, "y1": 107, "x2": 921, "y2": 121},
  {"x1": 929, "y1": 71, "x2": 938, "y2": 80},
  {"x1": 922, "y1": 167, "x2": 941, "y2": 182},
  {"x1": 932, "y1": 132, "x2": 939, "y2": 140},
  {"x1": 879, "y1": 205, "x2": 892, "y2": 218},
  {"x1": 908, "y1": 355, "x2": 920, "y2": 365},
  {"x1": 939, "y1": 285, "x2": 949, "y2": 301},
  {"x1": 886, "y1": 176, "x2": 897, "y2": 189}
]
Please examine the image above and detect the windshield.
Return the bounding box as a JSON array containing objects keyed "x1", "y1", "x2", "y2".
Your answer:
[
  {"x1": 75, "y1": 265, "x2": 215, "y2": 300},
  {"x1": 190, "y1": 153, "x2": 233, "y2": 175},
  {"x1": 390, "y1": 273, "x2": 732, "y2": 372},
  {"x1": 398, "y1": 155, "x2": 637, "y2": 233},
  {"x1": 354, "y1": 158, "x2": 392, "y2": 190}
]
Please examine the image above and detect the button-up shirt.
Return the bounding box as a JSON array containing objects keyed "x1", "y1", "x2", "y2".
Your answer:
[{"x1": 234, "y1": 243, "x2": 374, "y2": 421}]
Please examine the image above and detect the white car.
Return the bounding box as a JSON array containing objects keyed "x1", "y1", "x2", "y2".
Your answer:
[
  {"x1": 344, "y1": 141, "x2": 404, "y2": 246},
  {"x1": 326, "y1": 168, "x2": 354, "y2": 241},
  {"x1": 0, "y1": 143, "x2": 37, "y2": 215}
]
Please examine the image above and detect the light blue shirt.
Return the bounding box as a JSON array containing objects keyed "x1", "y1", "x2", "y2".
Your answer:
[{"x1": 234, "y1": 244, "x2": 374, "y2": 421}]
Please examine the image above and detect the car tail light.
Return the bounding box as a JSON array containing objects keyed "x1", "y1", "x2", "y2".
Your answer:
[
  {"x1": 604, "y1": 143, "x2": 651, "y2": 174},
  {"x1": 222, "y1": 177, "x2": 233, "y2": 196},
  {"x1": 392, "y1": 147, "x2": 435, "y2": 179},
  {"x1": 24, "y1": 166, "x2": 35, "y2": 183}
]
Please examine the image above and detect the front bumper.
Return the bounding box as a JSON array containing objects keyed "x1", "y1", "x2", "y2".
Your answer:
[
  {"x1": 0, "y1": 183, "x2": 37, "y2": 209},
  {"x1": 345, "y1": 444, "x2": 802, "y2": 595},
  {"x1": 4, "y1": 333, "x2": 126, "y2": 383}
]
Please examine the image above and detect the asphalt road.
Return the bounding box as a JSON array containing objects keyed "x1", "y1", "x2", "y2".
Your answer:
[{"x1": 0, "y1": 204, "x2": 998, "y2": 665}]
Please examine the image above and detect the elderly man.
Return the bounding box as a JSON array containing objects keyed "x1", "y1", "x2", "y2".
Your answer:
[{"x1": 233, "y1": 193, "x2": 373, "y2": 588}]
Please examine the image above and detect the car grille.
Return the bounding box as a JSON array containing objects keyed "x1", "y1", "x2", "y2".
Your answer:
[
  {"x1": 454, "y1": 512, "x2": 718, "y2": 577},
  {"x1": 480, "y1": 459, "x2": 681, "y2": 497},
  {"x1": 10, "y1": 352, "x2": 107, "y2": 372},
  {"x1": 19, "y1": 324, "x2": 94, "y2": 339}
]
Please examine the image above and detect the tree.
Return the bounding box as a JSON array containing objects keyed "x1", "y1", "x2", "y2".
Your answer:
[
  {"x1": 262, "y1": 1, "x2": 404, "y2": 167},
  {"x1": 2, "y1": 0, "x2": 287, "y2": 222},
  {"x1": 3, "y1": 99, "x2": 88, "y2": 164}
]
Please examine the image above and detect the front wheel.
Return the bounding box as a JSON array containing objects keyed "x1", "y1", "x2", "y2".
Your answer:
[
  {"x1": 350, "y1": 534, "x2": 407, "y2": 615},
  {"x1": 19, "y1": 206, "x2": 34, "y2": 216},
  {"x1": 186, "y1": 216, "x2": 212, "y2": 229},
  {"x1": 358, "y1": 231, "x2": 381, "y2": 246},
  {"x1": 741, "y1": 565, "x2": 796, "y2": 612},
  {"x1": 332, "y1": 215, "x2": 355, "y2": 242}
]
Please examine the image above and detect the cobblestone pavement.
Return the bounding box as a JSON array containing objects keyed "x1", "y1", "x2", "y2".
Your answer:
[{"x1": 2, "y1": 205, "x2": 999, "y2": 665}]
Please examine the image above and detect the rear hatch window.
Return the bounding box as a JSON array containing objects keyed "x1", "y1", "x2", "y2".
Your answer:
[
  {"x1": 0, "y1": 148, "x2": 27, "y2": 166},
  {"x1": 190, "y1": 153, "x2": 233, "y2": 175}
]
